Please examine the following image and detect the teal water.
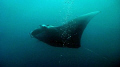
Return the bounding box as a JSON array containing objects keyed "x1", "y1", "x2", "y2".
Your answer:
[{"x1": 0, "y1": 0, "x2": 120, "y2": 67}]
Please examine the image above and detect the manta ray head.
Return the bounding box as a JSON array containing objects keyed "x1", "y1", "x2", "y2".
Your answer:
[
  {"x1": 30, "y1": 25, "x2": 49, "y2": 38},
  {"x1": 30, "y1": 24, "x2": 58, "y2": 44}
]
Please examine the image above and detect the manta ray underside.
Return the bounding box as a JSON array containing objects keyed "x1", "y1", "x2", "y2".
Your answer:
[{"x1": 30, "y1": 11, "x2": 100, "y2": 48}]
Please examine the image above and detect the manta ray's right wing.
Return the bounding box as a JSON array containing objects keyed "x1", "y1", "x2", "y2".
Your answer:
[{"x1": 57, "y1": 11, "x2": 100, "y2": 48}]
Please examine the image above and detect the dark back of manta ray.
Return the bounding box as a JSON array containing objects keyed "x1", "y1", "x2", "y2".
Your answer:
[{"x1": 34, "y1": 26, "x2": 82, "y2": 48}]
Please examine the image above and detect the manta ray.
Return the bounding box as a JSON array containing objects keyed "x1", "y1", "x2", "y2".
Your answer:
[{"x1": 30, "y1": 11, "x2": 100, "y2": 48}]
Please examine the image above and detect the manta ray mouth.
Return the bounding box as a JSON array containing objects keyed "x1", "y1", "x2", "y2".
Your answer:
[
  {"x1": 30, "y1": 28, "x2": 47, "y2": 39},
  {"x1": 35, "y1": 31, "x2": 47, "y2": 38}
]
